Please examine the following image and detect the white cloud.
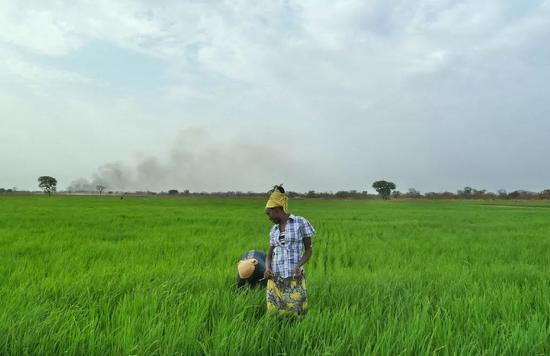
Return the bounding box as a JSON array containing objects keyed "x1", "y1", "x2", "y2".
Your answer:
[
  {"x1": 0, "y1": 47, "x2": 97, "y2": 86},
  {"x1": 0, "y1": 2, "x2": 83, "y2": 55},
  {"x1": 0, "y1": 0, "x2": 549, "y2": 192}
]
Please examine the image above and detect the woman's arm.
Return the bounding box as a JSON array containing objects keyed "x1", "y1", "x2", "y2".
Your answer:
[
  {"x1": 293, "y1": 236, "x2": 312, "y2": 279},
  {"x1": 264, "y1": 245, "x2": 274, "y2": 279}
]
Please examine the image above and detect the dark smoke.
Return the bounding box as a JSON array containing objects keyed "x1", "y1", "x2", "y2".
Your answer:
[{"x1": 68, "y1": 128, "x2": 302, "y2": 192}]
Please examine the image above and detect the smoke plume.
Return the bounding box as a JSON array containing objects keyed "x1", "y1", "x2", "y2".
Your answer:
[{"x1": 68, "y1": 128, "x2": 305, "y2": 192}]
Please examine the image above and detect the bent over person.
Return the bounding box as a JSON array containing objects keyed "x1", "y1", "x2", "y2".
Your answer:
[
  {"x1": 236, "y1": 250, "x2": 267, "y2": 288},
  {"x1": 264, "y1": 185, "x2": 316, "y2": 316}
]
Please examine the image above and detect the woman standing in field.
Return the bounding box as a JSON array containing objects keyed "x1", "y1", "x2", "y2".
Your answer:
[{"x1": 264, "y1": 185, "x2": 316, "y2": 316}]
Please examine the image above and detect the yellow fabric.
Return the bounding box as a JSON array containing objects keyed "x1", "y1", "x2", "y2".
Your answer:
[
  {"x1": 237, "y1": 258, "x2": 257, "y2": 279},
  {"x1": 267, "y1": 279, "x2": 283, "y2": 299},
  {"x1": 290, "y1": 292, "x2": 302, "y2": 301},
  {"x1": 265, "y1": 189, "x2": 289, "y2": 213},
  {"x1": 266, "y1": 277, "x2": 308, "y2": 316}
]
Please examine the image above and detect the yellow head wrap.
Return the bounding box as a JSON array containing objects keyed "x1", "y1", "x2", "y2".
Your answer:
[{"x1": 265, "y1": 186, "x2": 289, "y2": 213}]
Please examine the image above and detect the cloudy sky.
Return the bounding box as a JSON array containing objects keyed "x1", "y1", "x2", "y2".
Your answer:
[{"x1": 1, "y1": 0, "x2": 549, "y2": 193}]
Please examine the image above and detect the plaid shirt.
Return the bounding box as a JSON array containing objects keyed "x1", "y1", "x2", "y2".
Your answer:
[{"x1": 269, "y1": 214, "x2": 316, "y2": 278}]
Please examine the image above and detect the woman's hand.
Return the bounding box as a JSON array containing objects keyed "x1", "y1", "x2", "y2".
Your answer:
[
  {"x1": 264, "y1": 268, "x2": 273, "y2": 280},
  {"x1": 293, "y1": 267, "x2": 303, "y2": 280}
]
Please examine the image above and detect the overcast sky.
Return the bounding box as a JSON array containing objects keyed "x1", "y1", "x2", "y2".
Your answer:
[{"x1": 1, "y1": 0, "x2": 549, "y2": 193}]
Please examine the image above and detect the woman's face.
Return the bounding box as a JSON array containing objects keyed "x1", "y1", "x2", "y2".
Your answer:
[{"x1": 265, "y1": 208, "x2": 281, "y2": 224}]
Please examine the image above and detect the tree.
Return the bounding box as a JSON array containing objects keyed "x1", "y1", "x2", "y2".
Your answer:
[
  {"x1": 287, "y1": 191, "x2": 300, "y2": 198},
  {"x1": 168, "y1": 189, "x2": 179, "y2": 195},
  {"x1": 407, "y1": 188, "x2": 421, "y2": 198},
  {"x1": 372, "y1": 180, "x2": 396, "y2": 200},
  {"x1": 335, "y1": 191, "x2": 350, "y2": 198},
  {"x1": 306, "y1": 190, "x2": 317, "y2": 198},
  {"x1": 38, "y1": 176, "x2": 57, "y2": 196},
  {"x1": 472, "y1": 188, "x2": 486, "y2": 199},
  {"x1": 540, "y1": 189, "x2": 550, "y2": 200},
  {"x1": 392, "y1": 190, "x2": 402, "y2": 198},
  {"x1": 457, "y1": 187, "x2": 472, "y2": 198},
  {"x1": 96, "y1": 185, "x2": 106, "y2": 195}
]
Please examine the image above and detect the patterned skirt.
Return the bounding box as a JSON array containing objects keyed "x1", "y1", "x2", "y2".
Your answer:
[{"x1": 266, "y1": 275, "x2": 308, "y2": 316}]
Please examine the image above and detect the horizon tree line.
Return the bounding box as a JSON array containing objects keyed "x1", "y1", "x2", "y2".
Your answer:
[{"x1": 1, "y1": 176, "x2": 549, "y2": 200}]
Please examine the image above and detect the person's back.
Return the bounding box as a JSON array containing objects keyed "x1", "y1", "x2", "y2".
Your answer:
[{"x1": 236, "y1": 250, "x2": 267, "y2": 288}]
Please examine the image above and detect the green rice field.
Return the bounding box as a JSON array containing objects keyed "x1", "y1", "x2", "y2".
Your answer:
[{"x1": 1, "y1": 196, "x2": 549, "y2": 355}]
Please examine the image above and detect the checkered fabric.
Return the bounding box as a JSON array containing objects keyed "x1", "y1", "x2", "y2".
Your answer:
[{"x1": 269, "y1": 214, "x2": 316, "y2": 278}]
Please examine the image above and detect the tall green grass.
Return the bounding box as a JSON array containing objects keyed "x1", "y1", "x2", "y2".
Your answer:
[{"x1": 0, "y1": 196, "x2": 549, "y2": 355}]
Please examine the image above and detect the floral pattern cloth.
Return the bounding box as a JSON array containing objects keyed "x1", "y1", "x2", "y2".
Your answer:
[{"x1": 266, "y1": 275, "x2": 308, "y2": 316}]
